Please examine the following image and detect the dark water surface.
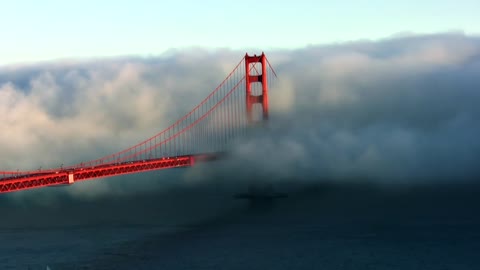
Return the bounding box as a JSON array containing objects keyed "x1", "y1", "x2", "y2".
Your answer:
[{"x1": 1, "y1": 182, "x2": 480, "y2": 269}]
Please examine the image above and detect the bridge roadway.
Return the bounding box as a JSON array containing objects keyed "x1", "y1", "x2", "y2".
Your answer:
[{"x1": 0, "y1": 153, "x2": 222, "y2": 194}]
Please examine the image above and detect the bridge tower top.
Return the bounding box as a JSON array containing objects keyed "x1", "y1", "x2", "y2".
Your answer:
[{"x1": 245, "y1": 52, "x2": 269, "y2": 124}]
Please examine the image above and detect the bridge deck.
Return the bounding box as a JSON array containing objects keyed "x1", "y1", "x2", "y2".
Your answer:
[{"x1": 0, "y1": 153, "x2": 221, "y2": 194}]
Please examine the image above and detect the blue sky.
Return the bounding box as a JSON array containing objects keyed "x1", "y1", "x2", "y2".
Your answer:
[{"x1": 1, "y1": 0, "x2": 479, "y2": 64}]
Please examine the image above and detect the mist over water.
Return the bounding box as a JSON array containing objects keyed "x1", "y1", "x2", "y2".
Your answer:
[{"x1": 1, "y1": 32, "x2": 480, "y2": 269}]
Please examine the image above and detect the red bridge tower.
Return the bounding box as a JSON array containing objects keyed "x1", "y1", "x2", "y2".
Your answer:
[{"x1": 245, "y1": 53, "x2": 269, "y2": 124}]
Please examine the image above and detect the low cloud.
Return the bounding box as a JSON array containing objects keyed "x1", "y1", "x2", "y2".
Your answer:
[{"x1": 1, "y1": 33, "x2": 480, "y2": 205}]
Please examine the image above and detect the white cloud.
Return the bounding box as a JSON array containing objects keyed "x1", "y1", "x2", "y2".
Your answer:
[{"x1": 1, "y1": 33, "x2": 480, "y2": 202}]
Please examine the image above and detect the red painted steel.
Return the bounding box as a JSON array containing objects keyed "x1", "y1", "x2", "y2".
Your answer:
[
  {"x1": 0, "y1": 53, "x2": 275, "y2": 194},
  {"x1": 0, "y1": 155, "x2": 203, "y2": 193},
  {"x1": 245, "y1": 53, "x2": 269, "y2": 124}
]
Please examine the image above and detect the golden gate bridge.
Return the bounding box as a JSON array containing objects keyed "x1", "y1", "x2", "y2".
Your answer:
[{"x1": 0, "y1": 53, "x2": 276, "y2": 194}]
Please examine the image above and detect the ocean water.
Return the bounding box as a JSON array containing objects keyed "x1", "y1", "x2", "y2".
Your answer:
[{"x1": 1, "y1": 183, "x2": 480, "y2": 269}]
